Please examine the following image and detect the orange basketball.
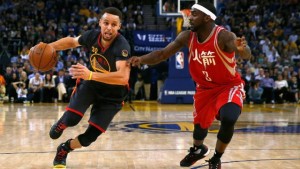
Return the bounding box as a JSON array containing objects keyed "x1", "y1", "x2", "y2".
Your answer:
[{"x1": 29, "y1": 43, "x2": 58, "y2": 72}]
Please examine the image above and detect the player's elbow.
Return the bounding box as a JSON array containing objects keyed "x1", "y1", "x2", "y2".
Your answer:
[
  {"x1": 241, "y1": 54, "x2": 251, "y2": 60},
  {"x1": 239, "y1": 48, "x2": 252, "y2": 60},
  {"x1": 119, "y1": 77, "x2": 129, "y2": 85},
  {"x1": 117, "y1": 72, "x2": 130, "y2": 85},
  {"x1": 69, "y1": 37, "x2": 80, "y2": 48}
]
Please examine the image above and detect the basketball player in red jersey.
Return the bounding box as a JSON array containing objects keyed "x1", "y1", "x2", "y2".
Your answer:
[{"x1": 128, "y1": 2, "x2": 251, "y2": 169}]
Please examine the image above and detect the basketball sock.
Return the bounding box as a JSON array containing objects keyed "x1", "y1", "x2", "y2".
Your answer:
[
  {"x1": 64, "y1": 139, "x2": 74, "y2": 151},
  {"x1": 213, "y1": 150, "x2": 223, "y2": 158}
]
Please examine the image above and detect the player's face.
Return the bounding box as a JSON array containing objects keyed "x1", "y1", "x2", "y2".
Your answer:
[
  {"x1": 189, "y1": 9, "x2": 208, "y2": 32},
  {"x1": 99, "y1": 13, "x2": 121, "y2": 41}
]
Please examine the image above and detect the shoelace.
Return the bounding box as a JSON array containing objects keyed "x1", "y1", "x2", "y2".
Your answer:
[
  {"x1": 55, "y1": 122, "x2": 66, "y2": 132},
  {"x1": 188, "y1": 147, "x2": 194, "y2": 153},
  {"x1": 205, "y1": 159, "x2": 219, "y2": 169},
  {"x1": 186, "y1": 147, "x2": 196, "y2": 156},
  {"x1": 56, "y1": 147, "x2": 68, "y2": 161}
]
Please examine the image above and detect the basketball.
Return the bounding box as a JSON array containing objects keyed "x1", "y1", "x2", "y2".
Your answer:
[{"x1": 29, "y1": 42, "x2": 58, "y2": 72}]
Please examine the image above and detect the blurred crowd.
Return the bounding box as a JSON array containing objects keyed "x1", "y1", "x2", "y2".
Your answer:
[
  {"x1": 215, "y1": 0, "x2": 300, "y2": 104},
  {"x1": 0, "y1": 0, "x2": 300, "y2": 104},
  {"x1": 0, "y1": 0, "x2": 144, "y2": 103}
]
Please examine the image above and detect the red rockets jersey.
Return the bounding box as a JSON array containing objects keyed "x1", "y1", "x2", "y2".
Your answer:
[{"x1": 188, "y1": 26, "x2": 243, "y2": 89}]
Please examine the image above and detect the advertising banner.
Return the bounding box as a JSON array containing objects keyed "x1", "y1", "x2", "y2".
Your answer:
[{"x1": 133, "y1": 30, "x2": 175, "y2": 52}]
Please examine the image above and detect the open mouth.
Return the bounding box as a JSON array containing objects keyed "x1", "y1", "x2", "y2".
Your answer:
[{"x1": 104, "y1": 32, "x2": 112, "y2": 39}]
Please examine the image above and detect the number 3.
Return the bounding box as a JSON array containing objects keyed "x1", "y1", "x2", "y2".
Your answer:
[{"x1": 202, "y1": 71, "x2": 212, "y2": 81}]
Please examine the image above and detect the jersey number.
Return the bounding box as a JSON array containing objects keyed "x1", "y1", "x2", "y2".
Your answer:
[{"x1": 202, "y1": 71, "x2": 212, "y2": 81}]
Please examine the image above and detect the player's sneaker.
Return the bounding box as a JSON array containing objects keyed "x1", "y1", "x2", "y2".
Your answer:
[
  {"x1": 49, "y1": 121, "x2": 67, "y2": 139},
  {"x1": 206, "y1": 157, "x2": 221, "y2": 169},
  {"x1": 180, "y1": 144, "x2": 210, "y2": 167},
  {"x1": 53, "y1": 139, "x2": 73, "y2": 168}
]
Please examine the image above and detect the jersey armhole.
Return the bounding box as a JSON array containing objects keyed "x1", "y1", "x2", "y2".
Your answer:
[{"x1": 188, "y1": 32, "x2": 194, "y2": 53}]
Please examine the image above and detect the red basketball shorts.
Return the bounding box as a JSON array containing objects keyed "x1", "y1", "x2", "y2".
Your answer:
[{"x1": 193, "y1": 84, "x2": 244, "y2": 129}]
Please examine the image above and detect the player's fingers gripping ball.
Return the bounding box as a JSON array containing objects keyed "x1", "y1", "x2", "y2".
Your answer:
[{"x1": 29, "y1": 42, "x2": 58, "y2": 72}]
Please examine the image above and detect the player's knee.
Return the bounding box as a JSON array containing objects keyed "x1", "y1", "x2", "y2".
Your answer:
[
  {"x1": 193, "y1": 124, "x2": 208, "y2": 140},
  {"x1": 62, "y1": 111, "x2": 82, "y2": 127},
  {"x1": 217, "y1": 114, "x2": 236, "y2": 143},
  {"x1": 219, "y1": 103, "x2": 241, "y2": 127},
  {"x1": 78, "y1": 125, "x2": 102, "y2": 147}
]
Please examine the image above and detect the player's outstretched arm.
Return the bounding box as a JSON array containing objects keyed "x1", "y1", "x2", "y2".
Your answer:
[
  {"x1": 48, "y1": 36, "x2": 81, "y2": 51},
  {"x1": 31, "y1": 36, "x2": 81, "y2": 52},
  {"x1": 128, "y1": 30, "x2": 190, "y2": 67}
]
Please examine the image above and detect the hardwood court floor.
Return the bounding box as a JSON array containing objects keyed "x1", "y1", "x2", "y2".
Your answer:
[{"x1": 0, "y1": 101, "x2": 299, "y2": 169}]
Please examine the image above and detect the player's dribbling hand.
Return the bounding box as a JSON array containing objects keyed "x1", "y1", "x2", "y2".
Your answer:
[
  {"x1": 235, "y1": 36, "x2": 247, "y2": 52},
  {"x1": 127, "y1": 56, "x2": 142, "y2": 67},
  {"x1": 69, "y1": 63, "x2": 90, "y2": 80},
  {"x1": 30, "y1": 42, "x2": 46, "y2": 51}
]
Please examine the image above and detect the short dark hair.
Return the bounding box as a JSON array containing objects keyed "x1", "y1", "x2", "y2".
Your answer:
[
  {"x1": 100, "y1": 7, "x2": 123, "y2": 21},
  {"x1": 198, "y1": 1, "x2": 217, "y2": 16}
]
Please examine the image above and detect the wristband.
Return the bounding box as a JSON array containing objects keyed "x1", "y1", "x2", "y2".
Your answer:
[{"x1": 88, "y1": 72, "x2": 93, "y2": 80}]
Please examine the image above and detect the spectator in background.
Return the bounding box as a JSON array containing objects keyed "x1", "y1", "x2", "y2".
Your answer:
[
  {"x1": 43, "y1": 73, "x2": 56, "y2": 103},
  {"x1": 23, "y1": 61, "x2": 32, "y2": 75},
  {"x1": 12, "y1": 81, "x2": 28, "y2": 103},
  {"x1": 56, "y1": 57, "x2": 65, "y2": 72},
  {"x1": 163, "y1": 0, "x2": 176, "y2": 12},
  {"x1": 19, "y1": 71, "x2": 29, "y2": 88},
  {"x1": 282, "y1": 66, "x2": 291, "y2": 80},
  {"x1": 16, "y1": 66, "x2": 24, "y2": 79},
  {"x1": 291, "y1": 50, "x2": 300, "y2": 63},
  {"x1": 19, "y1": 50, "x2": 28, "y2": 62},
  {"x1": 79, "y1": 3, "x2": 90, "y2": 18},
  {"x1": 263, "y1": 43, "x2": 280, "y2": 63},
  {"x1": 134, "y1": 5, "x2": 143, "y2": 17},
  {"x1": 28, "y1": 72, "x2": 44, "y2": 103},
  {"x1": 274, "y1": 73, "x2": 289, "y2": 103},
  {"x1": 133, "y1": 5, "x2": 144, "y2": 27},
  {"x1": 8, "y1": 72, "x2": 19, "y2": 102},
  {"x1": 126, "y1": 18, "x2": 136, "y2": 31},
  {"x1": 135, "y1": 14, "x2": 144, "y2": 30},
  {"x1": 78, "y1": 47, "x2": 89, "y2": 64},
  {"x1": 288, "y1": 32, "x2": 298, "y2": 43},
  {"x1": 87, "y1": 12, "x2": 98, "y2": 25},
  {"x1": 65, "y1": 61, "x2": 73, "y2": 71},
  {"x1": 67, "y1": 27, "x2": 77, "y2": 38},
  {"x1": 55, "y1": 69, "x2": 67, "y2": 102},
  {"x1": 260, "y1": 71, "x2": 275, "y2": 104},
  {"x1": 248, "y1": 80, "x2": 264, "y2": 104},
  {"x1": 78, "y1": 58, "x2": 87, "y2": 67},
  {"x1": 270, "y1": 67, "x2": 280, "y2": 80},
  {"x1": 255, "y1": 68, "x2": 265, "y2": 81},
  {"x1": 11, "y1": 63, "x2": 18, "y2": 74},
  {"x1": 65, "y1": 50, "x2": 77, "y2": 64},
  {"x1": 134, "y1": 64, "x2": 151, "y2": 100},
  {"x1": 242, "y1": 67, "x2": 255, "y2": 100},
  {"x1": 28, "y1": 69, "x2": 39, "y2": 80},
  {"x1": 288, "y1": 76, "x2": 299, "y2": 103}
]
